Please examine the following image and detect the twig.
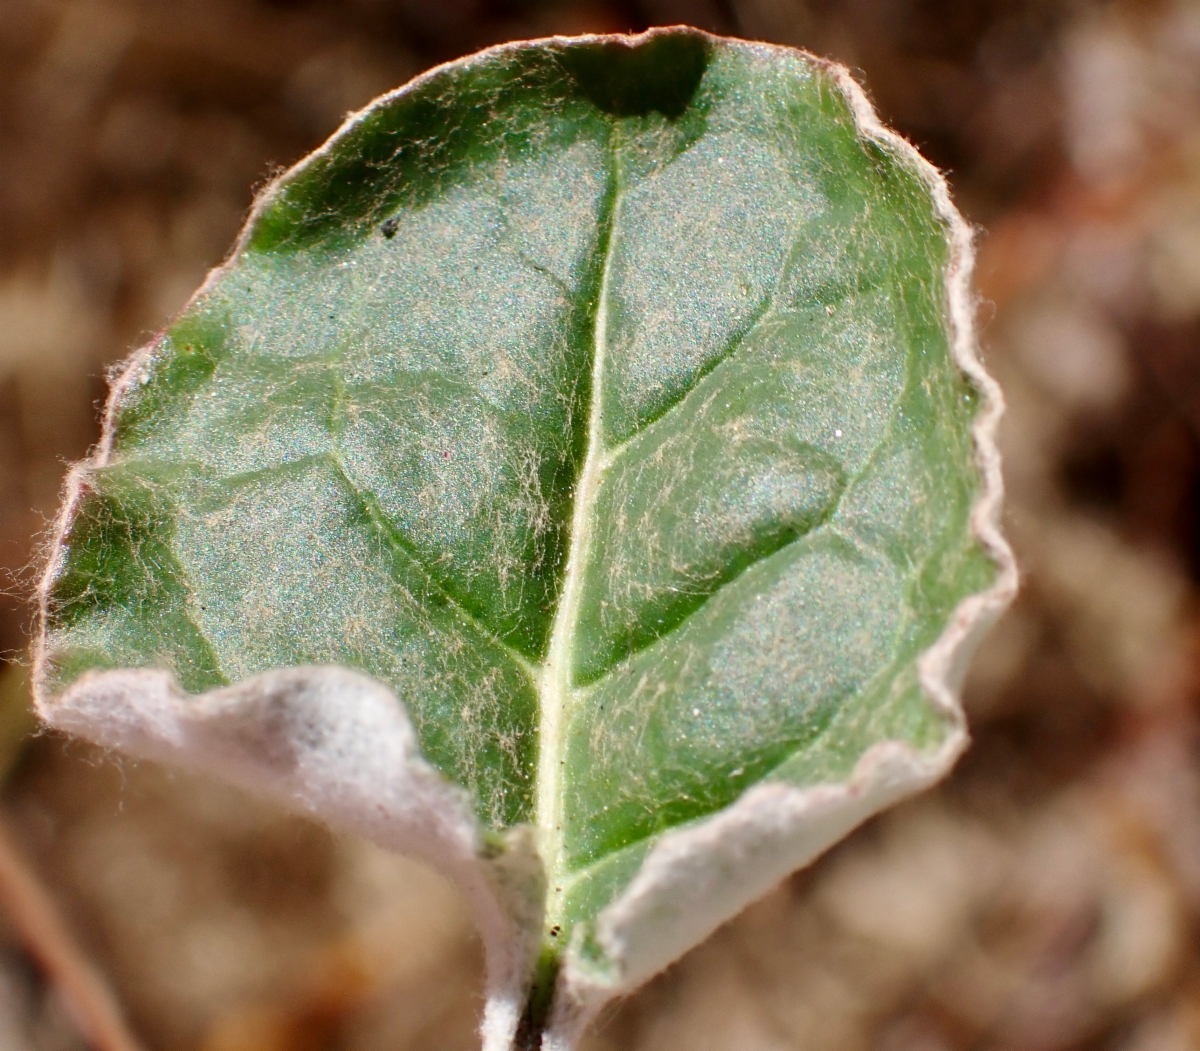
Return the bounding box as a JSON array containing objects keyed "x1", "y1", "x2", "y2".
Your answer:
[{"x1": 0, "y1": 815, "x2": 146, "y2": 1051}]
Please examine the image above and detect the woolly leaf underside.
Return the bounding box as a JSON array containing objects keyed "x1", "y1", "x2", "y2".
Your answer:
[{"x1": 43, "y1": 32, "x2": 993, "y2": 950}]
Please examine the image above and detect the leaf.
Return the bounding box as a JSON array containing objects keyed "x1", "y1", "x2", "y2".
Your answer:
[{"x1": 33, "y1": 28, "x2": 1015, "y2": 1051}]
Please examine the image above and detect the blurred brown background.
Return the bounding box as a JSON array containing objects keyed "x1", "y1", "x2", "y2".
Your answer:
[{"x1": 4, "y1": 1, "x2": 1200, "y2": 1049}]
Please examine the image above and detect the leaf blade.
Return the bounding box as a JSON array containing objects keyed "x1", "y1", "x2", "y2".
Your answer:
[{"x1": 34, "y1": 29, "x2": 1016, "y2": 1049}]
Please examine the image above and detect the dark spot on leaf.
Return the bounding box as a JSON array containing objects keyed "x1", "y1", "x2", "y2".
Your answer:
[
  {"x1": 380, "y1": 216, "x2": 399, "y2": 238},
  {"x1": 560, "y1": 32, "x2": 711, "y2": 119}
]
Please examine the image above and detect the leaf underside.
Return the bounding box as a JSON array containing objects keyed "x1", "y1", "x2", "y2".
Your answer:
[{"x1": 41, "y1": 30, "x2": 994, "y2": 964}]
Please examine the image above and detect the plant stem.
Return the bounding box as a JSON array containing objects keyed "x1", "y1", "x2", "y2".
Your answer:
[{"x1": 513, "y1": 949, "x2": 560, "y2": 1051}]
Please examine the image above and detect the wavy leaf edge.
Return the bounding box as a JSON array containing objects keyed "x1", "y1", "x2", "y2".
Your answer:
[{"x1": 32, "y1": 26, "x2": 1018, "y2": 1051}]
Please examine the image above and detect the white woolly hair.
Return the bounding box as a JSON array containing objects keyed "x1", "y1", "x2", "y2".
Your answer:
[{"x1": 33, "y1": 27, "x2": 1017, "y2": 1051}]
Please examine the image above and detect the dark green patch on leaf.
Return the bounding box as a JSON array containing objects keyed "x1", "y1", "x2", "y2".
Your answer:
[{"x1": 558, "y1": 33, "x2": 711, "y2": 118}]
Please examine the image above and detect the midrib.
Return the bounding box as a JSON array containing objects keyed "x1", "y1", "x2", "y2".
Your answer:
[{"x1": 534, "y1": 141, "x2": 622, "y2": 937}]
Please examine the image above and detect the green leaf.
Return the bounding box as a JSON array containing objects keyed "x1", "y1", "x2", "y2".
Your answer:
[{"x1": 34, "y1": 28, "x2": 1014, "y2": 1051}]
